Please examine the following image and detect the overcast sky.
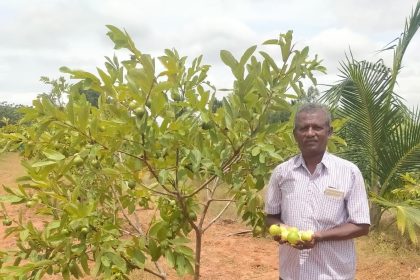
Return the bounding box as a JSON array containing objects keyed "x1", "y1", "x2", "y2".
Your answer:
[{"x1": 0, "y1": 0, "x2": 419, "y2": 108}]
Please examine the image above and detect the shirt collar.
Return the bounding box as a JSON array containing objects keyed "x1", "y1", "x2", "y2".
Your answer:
[{"x1": 293, "y1": 151, "x2": 331, "y2": 170}]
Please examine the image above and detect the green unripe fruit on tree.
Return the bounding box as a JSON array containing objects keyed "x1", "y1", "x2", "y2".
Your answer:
[
  {"x1": 81, "y1": 227, "x2": 89, "y2": 234},
  {"x1": 53, "y1": 265, "x2": 61, "y2": 274},
  {"x1": 74, "y1": 155, "x2": 84, "y2": 166},
  {"x1": 268, "y1": 224, "x2": 282, "y2": 236},
  {"x1": 127, "y1": 181, "x2": 136, "y2": 189},
  {"x1": 146, "y1": 100, "x2": 152, "y2": 108},
  {"x1": 253, "y1": 225, "x2": 262, "y2": 235},
  {"x1": 188, "y1": 212, "x2": 197, "y2": 221},
  {"x1": 134, "y1": 107, "x2": 146, "y2": 118},
  {"x1": 99, "y1": 125, "x2": 106, "y2": 132},
  {"x1": 26, "y1": 200, "x2": 36, "y2": 208},
  {"x1": 240, "y1": 188, "x2": 247, "y2": 195},
  {"x1": 171, "y1": 91, "x2": 182, "y2": 101},
  {"x1": 91, "y1": 159, "x2": 100, "y2": 168},
  {"x1": 2, "y1": 219, "x2": 12, "y2": 226},
  {"x1": 169, "y1": 200, "x2": 176, "y2": 206},
  {"x1": 128, "y1": 100, "x2": 137, "y2": 110},
  {"x1": 61, "y1": 229, "x2": 70, "y2": 236},
  {"x1": 201, "y1": 122, "x2": 213, "y2": 130}
]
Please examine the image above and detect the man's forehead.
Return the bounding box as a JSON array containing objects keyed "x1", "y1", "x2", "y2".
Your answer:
[
  {"x1": 296, "y1": 111, "x2": 329, "y2": 125},
  {"x1": 297, "y1": 111, "x2": 326, "y2": 119}
]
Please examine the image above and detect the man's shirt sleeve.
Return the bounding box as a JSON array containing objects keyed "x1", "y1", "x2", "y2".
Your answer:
[
  {"x1": 346, "y1": 167, "x2": 371, "y2": 225},
  {"x1": 264, "y1": 166, "x2": 282, "y2": 215}
]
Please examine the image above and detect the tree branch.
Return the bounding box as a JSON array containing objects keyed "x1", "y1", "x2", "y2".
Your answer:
[{"x1": 203, "y1": 195, "x2": 236, "y2": 232}]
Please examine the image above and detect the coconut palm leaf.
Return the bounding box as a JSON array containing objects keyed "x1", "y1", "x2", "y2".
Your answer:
[
  {"x1": 387, "y1": 1, "x2": 420, "y2": 94},
  {"x1": 323, "y1": 58, "x2": 406, "y2": 186},
  {"x1": 321, "y1": 2, "x2": 420, "y2": 234},
  {"x1": 378, "y1": 109, "x2": 420, "y2": 195}
]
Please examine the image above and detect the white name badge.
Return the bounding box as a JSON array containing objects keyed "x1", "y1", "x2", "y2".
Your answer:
[{"x1": 324, "y1": 186, "x2": 344, "y2": 199}]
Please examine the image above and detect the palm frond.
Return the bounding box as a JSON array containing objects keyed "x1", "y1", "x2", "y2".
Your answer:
[
  {"x1": 323, "y1": 59, "x2": 408, "y2": 184},
  {"x1": 379, "y1": 109, "x2": 420, "y2": 194},
  {"x1": 388, "y1": 1, "x2": 420, "y2": 93}
]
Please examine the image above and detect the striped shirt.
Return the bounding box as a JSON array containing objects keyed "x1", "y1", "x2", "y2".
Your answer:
[{"x1": 265, "y1": 152, "x2": 370, "y2": 280}]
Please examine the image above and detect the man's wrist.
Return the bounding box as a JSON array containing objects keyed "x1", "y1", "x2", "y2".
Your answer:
[{"x1": 314, "y1": 232, "x2": 323, "y2": 242}]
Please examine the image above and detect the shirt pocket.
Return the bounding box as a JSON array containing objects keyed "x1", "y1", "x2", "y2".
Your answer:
[{"x1": 315, "y1": 193, "x2": 346, "y2": 226}]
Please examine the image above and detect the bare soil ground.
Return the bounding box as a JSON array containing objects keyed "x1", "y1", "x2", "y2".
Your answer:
[{"x1": 1, "y1": 152, "x2": 419, "y2": 280}]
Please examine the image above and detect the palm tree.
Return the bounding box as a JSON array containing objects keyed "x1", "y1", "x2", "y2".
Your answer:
[{"x1": 322, "y1": 2, "x2": 420, "y2": 242}]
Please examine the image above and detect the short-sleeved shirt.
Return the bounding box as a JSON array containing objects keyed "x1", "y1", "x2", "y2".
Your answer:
[{"x1": 265, "y1": 152, "x2": 370, "y2": 280}]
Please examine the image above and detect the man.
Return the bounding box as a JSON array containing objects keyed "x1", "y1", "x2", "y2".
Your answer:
[{"x1": 265, "y1": 103, "x2": 370, "y2": 280}]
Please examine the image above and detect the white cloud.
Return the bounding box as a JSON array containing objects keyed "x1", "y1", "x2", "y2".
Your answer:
[
  {"x1": 0, "y1": 0, "x2": 418, "y2": 107},
  {"x1": 307, "y1": 28, "x2": 381, "y2": 72}
]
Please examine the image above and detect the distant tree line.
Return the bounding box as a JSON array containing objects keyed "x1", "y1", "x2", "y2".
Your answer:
[{"x1": 0, "y1": 102, "x2": 25, "y2": 127}]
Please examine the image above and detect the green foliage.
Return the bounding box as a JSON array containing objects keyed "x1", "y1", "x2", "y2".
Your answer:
[
  {"x1": 322, "y1": 1, "x2": 420, "y2": 243},
  {"x1": 0, "y1": 102, "x2": 25, "y2": 127},
  {"x1": 0, "y1": 25, "x2": 325, "y2": 279},
  {"x1": 39, "y1": 76, "x2": 100, "y2": 108}
]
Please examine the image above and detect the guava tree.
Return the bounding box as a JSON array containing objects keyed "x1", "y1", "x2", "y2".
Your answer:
[
  {"x1": 0, "y1": 26, "x2": 325, "y2": 279},
  {"x1": 322, "y1": 2, "x2": 420, "y2": 242}
]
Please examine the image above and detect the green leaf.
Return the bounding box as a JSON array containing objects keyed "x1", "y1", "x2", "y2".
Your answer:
[
  {"x1": 31, "y1": 160, "x2": 57, "y2": 168},
  {"x1": 42, "y1": 149, "x2": 65, "y2": 161},
  {"x1": 148, "y1": 239, "x2": 161, "y2": 261},
  {"x1": 60, "y1": 67, "x2": 100, "y2": 84},
  {"x1": 127, "y1": 247, "x2": 146, "y2": 268},
  {"x1": 259, "y1": 51, "x2": 279, "y2": 73},
  {"x1": 239, "y1": 45, "x2": 257, "y2": 65},
  {"x1": 80, "y1": 253, "x2": 90, "y2": 275},
  {"x1": 150, "y1": 91, "x2": 167, "y2": 116},
  {"x1": 251, "y1": 146, "x2": 260, "y2": 156},
  {"x1": 174, "y1": 245, "x2": 194, "y2": 257},
  {"x1": 19, "y1": 229, "x2": 30, "y2": 242},
  {"x1": 281, "y1": 30, "x2": 293, "y2": 62},
  {"x1": 165, "y1": 249, "x2": 176, "y2": 268},
  {"x1": 100, "y1": 255, "x2": 111, "y2": 267},
  {"x1": 107, "y1": 252, "x2": 127, "y2": 273},
  {"x1": 158, "y1": 169, "x2": 170, "y2": 185},
  {"x1": 262, "y1": 39, "x2": 279, "y2": 45},
  {"x1": 220, "y1": 50, "x2": 239, "y2": 77},
  {"x1": 102, "y1": 168, "x2": 120, "y2": 177},
  {"x1": 0, "y1": 194, "x2": 23, "y2": 203},
  {"x1": 106, "y1": 25, "x2": 135, "y2": 51},
  {"x1": 69, "y1": 261, "x2": 83, "y2": 278},
  {"x1": 171, "y1": 237, "x2": 190, "y2": 245}
]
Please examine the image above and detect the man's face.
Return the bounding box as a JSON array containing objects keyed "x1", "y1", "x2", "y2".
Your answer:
[{"x1": 293, "y1": 110, "x2": 332, "y2": 157}]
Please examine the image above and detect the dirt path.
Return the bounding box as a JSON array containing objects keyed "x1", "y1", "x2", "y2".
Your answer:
[{"x1": 0, "y1": 153, "x2": 419, "y2": 279}]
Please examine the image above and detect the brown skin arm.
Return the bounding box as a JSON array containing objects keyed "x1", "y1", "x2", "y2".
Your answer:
[{"x1": 314, "y1": 222, "x2": 370, "y2": 242}]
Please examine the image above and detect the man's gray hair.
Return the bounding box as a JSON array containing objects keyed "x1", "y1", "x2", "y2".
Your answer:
[{"x1": 293, "y1": 103, "x2": 332, "y2": 129}]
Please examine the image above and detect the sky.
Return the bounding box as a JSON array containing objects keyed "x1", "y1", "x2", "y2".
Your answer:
[{"x1": 0, "y1": 0, "x2": 419, "y2": 108}]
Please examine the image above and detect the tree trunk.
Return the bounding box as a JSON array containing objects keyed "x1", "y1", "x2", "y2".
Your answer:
[
  {"x1": 194, "y1": 228, "x2": 202, "y2": 280},
  {"x1": 369, "y1": 203, "x2": 382, "y2": 230}
]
